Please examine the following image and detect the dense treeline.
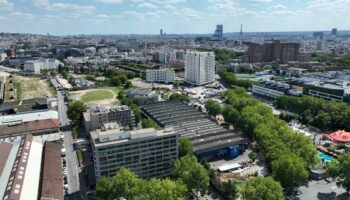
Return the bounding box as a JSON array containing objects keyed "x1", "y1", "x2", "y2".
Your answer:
[
  {"x1": 96, "y1": 167, "x2": 187, "y2": 200},
  {"x1": 223, "y1": 88, "x2": 316, "y2": 193},
  {"x1": 274, "y1": 95, "x2": 350, "y2": 131},
  {"x1": 196, "y1": 48, "x2": 245, "y2": 64},
  {"x1": 219, "y1": 69, "x2": 253, "y2": 89},
  {"x1": 312, "y1": 53, "x2": 350, "y2": 69}
]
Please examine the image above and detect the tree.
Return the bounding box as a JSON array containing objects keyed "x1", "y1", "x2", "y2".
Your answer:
[
  {"x1": 118, "y1": 90, "x2": 125, "y2": 100},
  {"x1": 127, "y1": 72, "x2": 135, "y2": 79},
  {"x1": 248, "y1": 152, "x2": 257, "y2": 163},
  {"x1": 173, "y1": 155, "x2": 209, "y2": 195},
  {"x1": 124, "y1": 80, "x2": 132, "y2": 89},
  {"x1": 328, "y1": 153, "x2": 350, "y2": 194},
  {"x1": 95, "y1": 176, "x2": 113, "y2": 199},
  {"x1": 131, "y1": 104, "x2": 141, "y2": 124},
  {"x1": 169, "y1": 93, "x2": 189, "y2": 102},
  {"x1": 179, "y1": 137, "x2": 194, "y2": 157},
  {"x1": 95, "y1": 168, "x2": 187, "y2": 200},
  {"x1": 110, "y1": 167, "x2": 140, "y2": 199},
  {"x1": 205, "y1": 100, "x2": 222, "y2": 117},
  {"x1": 272, "y1": 153, "x2": 309, "y2": 193},
  {"x1": 141, "y1": 119, "x2": 157, "y2": 128},
  {"x1": 221, "y1": 180, "x2": 238, "y2": 200},
  {"x1": 173, "y1": 81, "x2": 180, "y2": 89},
  {"x1": 240, "y1": 176, "x2": 284, "y2": 200},
  {"x1": 222, "y1": 105, "x2": 240, "y2": 125},
  {"x1": 67, "y1": 101, "x2": 86, "y2": 126},
  {"x1": 147, "y1": 178, "x2": 187, "y2": 200}
]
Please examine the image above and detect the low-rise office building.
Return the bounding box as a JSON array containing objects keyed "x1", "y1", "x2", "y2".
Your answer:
[
  {"x1": 90, "y1": 123, "x2": 178, "y2": 180},
  {"x1": 252, "y1": 80, "x2": 293, "y2": 99},
  {"x1": 83, "y1": 105, "x2": 135, "y2": 131},
  {"x1": 146, "y1": 69, "x2": 175, "y2": 84}
]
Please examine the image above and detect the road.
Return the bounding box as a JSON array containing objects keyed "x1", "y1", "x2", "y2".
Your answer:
[{"x1": 55, "y1": 86, "x2": 83, "y2": 199}]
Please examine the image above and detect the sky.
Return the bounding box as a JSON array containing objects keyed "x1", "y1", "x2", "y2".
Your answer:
[{"x1": 0, "y1": 0, "x2": 349, "y2": 35}]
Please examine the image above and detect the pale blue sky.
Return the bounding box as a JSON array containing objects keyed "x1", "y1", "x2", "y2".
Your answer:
[{"x1": 0, "y1": 0, "x2": 348, "y2": 35}]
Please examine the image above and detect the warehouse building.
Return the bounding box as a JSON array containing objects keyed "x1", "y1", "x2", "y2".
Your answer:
[{"x1": 141, "y1": 101, "x2": 248, "y2": 160}]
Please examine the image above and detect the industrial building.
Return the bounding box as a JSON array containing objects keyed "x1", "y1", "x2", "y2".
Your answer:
[
  {"x1": 145, "y1": 69, "x2": 175, "y2": 84},
  {"x1": 0, "y1": 135, "x2": 63, "y2": 200},
  {"x1": 83, "y1": 105, "x2": 135, "y2": 131},
  {"x1": 141, "y1": 101, "x2": 248, "y2": 160},
  {"x1": 185, "y1": 51, "x2": 216, "y2": 86},
  {"x1": 90, "y1": 123, "x2": 178, "y2": 179}
]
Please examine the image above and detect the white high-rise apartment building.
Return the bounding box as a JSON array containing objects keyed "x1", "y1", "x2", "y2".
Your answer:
[{"x1": 185, "y1": 51, "x2": 215, "y2": 86}]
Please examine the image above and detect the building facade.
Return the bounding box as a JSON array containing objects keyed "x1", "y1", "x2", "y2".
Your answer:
[
  {"x1": 83, "y1": 105, "x2": 135, "y2": 131},
  {"x1": 90, "y1": 124, "x2": 178, "y2": 180},
  {"x1": 24, "y1": 59, "x2": 60, "y2": 74},
  {"x1": 146, "y1": 69, "x2": 175, "y2": 84},
  {"x1": 213, "y1": 24, "x2": 223, "y2": 41},
  {"x1": 247, "y1": 40, "x2": 300, "y2": 64},
  {"x1": 185, "y1": 51, "x2": 215, "y2": 86}
]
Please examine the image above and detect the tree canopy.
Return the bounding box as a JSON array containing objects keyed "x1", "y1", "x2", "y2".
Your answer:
[
  {"x1": 328, "y1": 153, "x2": 350, "y2": 194},
  {"x1": 205, "y1": 99, "x2": 222, "y2": 117},
  {"x1": 179, "y1": 137, "x2": 194, "y2": 158},
  {"x1": 222, "y1": 88, "x2": 316, "y2": 192},
  {"x1": 169, "y1": 93, "x2": 189, "y2": 102},
  {"x1": 240, "y1": 176, "x2": 284, "y2": 200},
  {"x1": 66, "y1": 100, "x2": 86, "y2": 126},
  {"x1": 219, "y1": 69, "x2": 253, "y2": 89},
  {"x1": 96, "y1": 167, "x2": 187, "y2": 200},
  {"x1": 274, "y1": 95, "x2": 350, "y2": 131},
  {"x1": 141, "y1": 119, "x2": 157, "y2": 128},
  {"x1": 173, "y1": 155, "x2": 210, "y2": 195}
]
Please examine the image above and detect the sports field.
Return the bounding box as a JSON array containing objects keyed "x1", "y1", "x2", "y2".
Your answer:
[{"x1": 69, "y1": 87, "x2": 120, "y2": 106}]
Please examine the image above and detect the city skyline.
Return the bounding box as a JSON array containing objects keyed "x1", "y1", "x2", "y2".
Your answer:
[{"x1": 0, "y1": 0, "x2": 350, "y2": 35}]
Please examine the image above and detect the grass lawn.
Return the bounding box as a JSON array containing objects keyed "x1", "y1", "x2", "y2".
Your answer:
[{"x1": 81, "y1": 89, "x2": 115, "y2": 103}]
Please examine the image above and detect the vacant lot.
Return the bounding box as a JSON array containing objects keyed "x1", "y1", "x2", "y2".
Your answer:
[
  {"x1": 14, "y1": 76, "x2": 55, "y2": 100},
  {"x1": 69, "y1": 87, "x2": 120, "y2": 106}
]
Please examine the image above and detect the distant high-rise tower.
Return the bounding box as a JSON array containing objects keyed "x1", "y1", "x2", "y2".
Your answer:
[
  {"x1": 332, "y1": 28, "x2": 337, "y2": 36},
  {"x1": 160, "y1": 29, "x2": 163, "y2": 36},
  {"x1": 213, "y1": 24, "x2": 223, "y2": 41},
  {"x1": 240, "y1": 24, "x2": 243, "y2": 46}
]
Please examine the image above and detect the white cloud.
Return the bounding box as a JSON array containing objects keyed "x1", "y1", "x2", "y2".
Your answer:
[
  {"x1": 173, "y1": 8, "x2": 202, "y2": 20},
  {"x1": 97, "y1": 0, "x2": 123, "y2": 4},
  {"x1": 151, "y1": 0, "x2": 186, "y2": 4},
  {"x1": 138, "y1": 2, "x2": 158, "y2": 9},
  {"x1": 33, "y1": 0, "x2": 96, "y2": 15},
  {"x1": 0, "y1": 0, "x2": 14, "y2": 11}
]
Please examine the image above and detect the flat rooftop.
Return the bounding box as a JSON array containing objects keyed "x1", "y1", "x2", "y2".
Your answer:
[
  {"x1": 142, "y1": 101, "x2": 248, "y2": 153},
  {"x1": 39, "y1": 142, "x2": 64, "y2": 200},
  {"x1": 91, "y1": 126, "x2": 176, "y2": 147}
]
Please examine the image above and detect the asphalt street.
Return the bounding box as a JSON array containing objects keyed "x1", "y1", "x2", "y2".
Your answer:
[{"x1": 56, "y1": 86, "x2": 83, "y2": 200}]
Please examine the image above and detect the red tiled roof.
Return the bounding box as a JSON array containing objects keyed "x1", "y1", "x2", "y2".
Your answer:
[
  {"x1": 39, "y1": 142, "x2": 64, "y2": 200},
  {"x1": 0, "y1": 119, "x2": 60, "y2": 137},
  {"x1": 0, "y1": 141, "x2": 12, "y2": 176}
]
